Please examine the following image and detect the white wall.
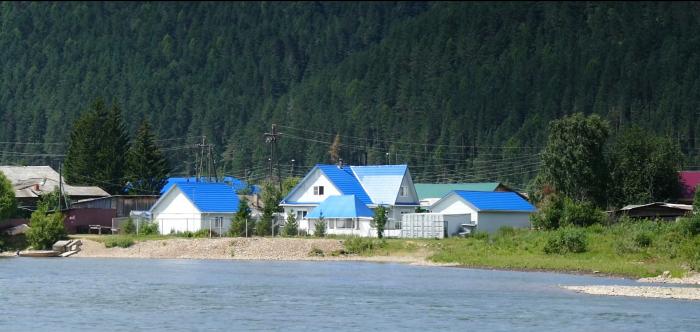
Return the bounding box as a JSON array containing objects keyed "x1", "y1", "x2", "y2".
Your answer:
[
  {"x1": 152, "y1": 187, "x2": 203, "y2": 234},
  {"x1": 475, "y1": 212, "x2": 532, "y2": 233},
  {"x1": 285, "y1": 169, "x2": 341, "y2": 203}
]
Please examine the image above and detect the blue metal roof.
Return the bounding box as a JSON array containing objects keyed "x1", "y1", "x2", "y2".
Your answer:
[
  {"x1": 306, "y1": 195, "x2": 374, "y2": 219},
  {"x1": 161, "y1": 177, "x2": 259, "y2": 195},
  {"x1": 452, "y1": 190, "x2": 535, "y2": 212},
  {"x1": 351, "y1": 165, "x2": 408, "y2": 205},
  {"x1": 316, "y1": 165, "x2": 373, "y2": 205},
  {"x1": 175, "y1": 183, "x2": 239, "y2": 213}
]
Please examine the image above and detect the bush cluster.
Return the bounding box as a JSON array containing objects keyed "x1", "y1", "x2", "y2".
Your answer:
[
  {"x1": 104, "y1": 237, "x2": 135, "y2": 248},
  {"x1": 343, "y1": 237, "x2": 386, "y2": 255},
  {"x1": 26, "y1": 210, "x2": 67, "y2": 250},
  {"x1": 138, "y1": 222, "x2": 159, "y2": 235},
  {"x1": 531, "y1": 195, "x2": 606, "y2": 230},
  {"x1": 543, "y1": 227, "x2": 588, "y2": 254}
]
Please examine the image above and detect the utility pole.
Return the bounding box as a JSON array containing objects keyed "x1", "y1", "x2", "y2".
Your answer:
[
  {"x1": 58, "y1": 163, "x2": 63, "y2": 211},
  {"x1": 197, "y1": 136, "x2": 206, "y2": 181},
  {"x1": 264, "y1": 124, "x2": 282, "y2": 192},
  {"x1": 290, "y1": 159, "x2": 295, "y2": 177}
]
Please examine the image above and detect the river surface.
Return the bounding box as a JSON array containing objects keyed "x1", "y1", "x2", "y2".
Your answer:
[{"x1": 1, "y1": 258, "x2": 699, "y2": 331}]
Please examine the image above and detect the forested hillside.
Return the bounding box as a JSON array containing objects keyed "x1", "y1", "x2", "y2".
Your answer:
[{"x1": 1, "y1": 2, "x2": 699, "y2": 189}]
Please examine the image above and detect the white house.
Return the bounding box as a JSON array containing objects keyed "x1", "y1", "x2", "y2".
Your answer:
[
  {"x1": 429, "y1": 190, "x2": 536, "y2": 233},
  {"x1": 280, "y1": 164, "x2": 420, "y2": 237},
  {"x1": 150, "y1": 182, "x2": 239, "y2": 235}
]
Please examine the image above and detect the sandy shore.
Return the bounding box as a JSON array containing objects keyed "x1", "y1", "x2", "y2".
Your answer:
[
  {"x1": 563, "y1": 285, "x2": 700, "y2": 301},
  {"x1": 71, "y1": 237, "x2": 452, "y2": 266}
]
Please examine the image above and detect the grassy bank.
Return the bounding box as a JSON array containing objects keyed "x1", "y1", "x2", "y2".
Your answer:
[
  {"x1": 68, "y1": 219, "x2": 700, "y2": 279},
  {"x1": 424, "y1": 220, "x2": 699, "y2": 278}
]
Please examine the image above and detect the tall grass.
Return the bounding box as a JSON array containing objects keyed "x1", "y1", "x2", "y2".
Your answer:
[{"x1": 427, "y1": 219, "x2": 700, "y2": 278}]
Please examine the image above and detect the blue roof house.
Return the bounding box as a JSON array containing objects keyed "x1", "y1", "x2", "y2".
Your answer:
[
  {"x1": 150, "y1": 182, "x2": 239, "y2": 235},
  {"x1": 280, "y1": 164, "x2": 419, "y2": 237},
  {"x1": 429, "y1": 190, "x2": 536, "y2": 233}
]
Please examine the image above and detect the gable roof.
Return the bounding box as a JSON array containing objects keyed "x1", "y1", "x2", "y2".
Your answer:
[
  {"x1": 415, "y1": 183, "x2": 501, "y2": 200},
  {"x1": 0, "y1": 165, "x2": 109, "y2": 198},
  {"x1": 679, "y1": 171, "x2": 700, "y2": 199},
  {"x1": 350, "y1": 165, "x2": 409, "y2": 205},
  {"x1": 450, "y1": 190, "x2": 535, "y2": 212},
  {"x1": 306, "y1": 195, "x2": 374, "y2": 219},
  {"x1": 171, "y1": 183, "x2": 239, "y2": 213},
  {"x1": 282, "y1": 164, "x2": 417, "y2": 206}
]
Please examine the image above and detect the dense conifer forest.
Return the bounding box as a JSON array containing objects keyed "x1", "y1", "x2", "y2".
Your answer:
[{"x1": 1, "y1": 2, "x2": 699, "y2": 189}]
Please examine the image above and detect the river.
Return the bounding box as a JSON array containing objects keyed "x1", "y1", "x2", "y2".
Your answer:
[{"x1": 1, "y1": 258, "x2": 698, "y2": 331}]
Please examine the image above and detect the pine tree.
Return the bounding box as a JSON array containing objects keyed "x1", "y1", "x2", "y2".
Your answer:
[
  {"x1": 229, "y1": 198, "x2": 252, "y2": 237},
  {"x1": 125, "y1": 121, "x2": 170, "y2": 195}
]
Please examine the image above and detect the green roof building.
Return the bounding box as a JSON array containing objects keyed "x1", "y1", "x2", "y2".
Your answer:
[{"x1": 414, "y1": 182, "x2": 514, "y2": 200}]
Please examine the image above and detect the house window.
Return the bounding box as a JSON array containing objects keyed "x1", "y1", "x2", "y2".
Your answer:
[
  {"x1": 213, "y1": 217, "x2": 223, "y2": 228},
  {"x1": 336, "y1": 219, "x2": 354, "y2": 229},
  {"x1": 297, "y1": 210, "x2": 307, "y2": 220},
  {"x1": 399, "y1": 186, "x2": 407, "y2": 197},
  {"x1": 313, "y1": 186, "x2": 324, "y2": 195}
]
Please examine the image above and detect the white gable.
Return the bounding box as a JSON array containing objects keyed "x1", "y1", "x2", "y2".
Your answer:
[
  {"x1": 151, "y1": 186, "x2": 201, "y2": 219},
  {"x1": 283, "y1": 168, "x2": 341, "y2": 203},
  {"x1": 394, "y1": 169, "x2": 419, "y2": 204},
  {"x1": 430, "y1": 192, "x2": 479, "y2": 224}
]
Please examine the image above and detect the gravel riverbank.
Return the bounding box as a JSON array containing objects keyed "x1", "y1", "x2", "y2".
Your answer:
[
  {"x1": 71, "y1": 237, "x2": 446, "y2": 266},
  {"x1": 563, "y1": 285, "x2": 700, "y2": 301}
]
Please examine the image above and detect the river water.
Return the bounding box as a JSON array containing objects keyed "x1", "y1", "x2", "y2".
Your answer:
[{"x1": 0, "y1": 258, "x2": 698, "y2": 331}]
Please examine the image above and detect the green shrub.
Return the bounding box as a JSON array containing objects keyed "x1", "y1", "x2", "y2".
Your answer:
[
  {"x1": 530, "y1": 194, "x2": 564, "y2": 230},
  {"x1": 344, "y1": 237, "x2": 386, "y2": 254},
  {"x1": 138, "y1": 221, "x2": 159, "y2": 235},
  {"x1": 26, "y1": 210, "x2": 67, "y2": 250},
  {"x1": 560, "y1": 199, "x2": 606, "y2": 227},
  {"x1": 314, "y1": 220, "x2": 326, "y2": 237},
  {"x1": 308, "y1": 247, "x2": 324, "y2": 256},
  {"x1": 676, "y1": 214, "x2": 700, "y2": 237},
  {"x1": 282, "y1": 213, "x2": 299, "y2": 237},
  {"x1": 194, "y1": 229, "x2": 211, "y2": 237},
  {"x1": 104, "y1": 237, "x2": 135, "y2": 248},
  {"x1": 633, "y1": 231, "x2": 653, "y2": 248},
  {"x1": 543, "y1": 227, "x2": 588, "y2": 254},
  {"x1": 121, "y1": 218, "x2": 135, "y2": 234}
]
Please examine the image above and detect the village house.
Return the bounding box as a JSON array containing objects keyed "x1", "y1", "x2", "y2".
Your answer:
[
  {"x1": 414, "y1": 182, "x2": 523, "y2": 207},
  {"x1": 280, "y1": 164, "x2": 419, "y2": 237},
  {"x1": 0, "y1": 165, "x2": 109, "y2": 211},
  {"x1": 426, "y1": 190, "x2": 536, "y2": 234},
  {"x1": 150, "y1": 182, "x2": 239, "y2": 235}
]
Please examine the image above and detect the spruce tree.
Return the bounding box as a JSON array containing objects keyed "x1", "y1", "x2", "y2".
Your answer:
[
  {"x1": 125, "y1": 121, "x2": 170, "y2": 195},
  {"x1": 65, "y1": 99, "x2": 131, "y2": 194}
]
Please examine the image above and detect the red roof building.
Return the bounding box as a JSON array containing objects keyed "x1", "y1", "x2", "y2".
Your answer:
[{"x1": 679, "y1": 171, "x2": 700, "y2": 203}]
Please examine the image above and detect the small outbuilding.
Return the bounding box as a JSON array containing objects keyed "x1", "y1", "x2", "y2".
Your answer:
[
  {"x1": 429, "y1": 190, "x2": 536, "y2": 233},
  {"x1": 609, "y1": 202, "x2": 692, "y2": 221},
  {"x1": 150, "y1": 182, "x2": 239, "y2": 235}
]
